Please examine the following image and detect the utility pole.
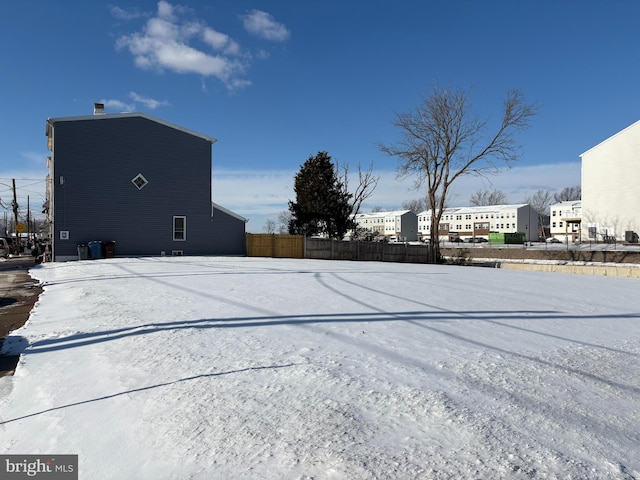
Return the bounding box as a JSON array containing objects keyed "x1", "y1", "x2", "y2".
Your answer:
[
  {"x1": 27, "y1": 195, "x2": 31, "y2": 244},
  {"x1": 12, "y1": 179, "x2": 19, "y2": 255}
]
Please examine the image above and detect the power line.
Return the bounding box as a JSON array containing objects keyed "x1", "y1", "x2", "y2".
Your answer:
[{"x1": 0, "y1": 178, "x2": 46, "y2": 182}]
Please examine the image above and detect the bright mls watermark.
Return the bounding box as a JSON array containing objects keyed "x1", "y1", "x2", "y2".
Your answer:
[{"x1": 0, "y1": 455, "x2": 77, "y2": 479}]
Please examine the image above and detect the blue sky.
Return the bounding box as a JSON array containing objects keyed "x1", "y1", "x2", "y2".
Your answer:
[{"x1": 2, "y1": 1, "x2": 639, "y2": 232}]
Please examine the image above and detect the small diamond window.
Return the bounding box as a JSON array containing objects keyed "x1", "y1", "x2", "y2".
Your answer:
[{"x1": 132, "y1": 173, "x2": 149, "y2": 190}]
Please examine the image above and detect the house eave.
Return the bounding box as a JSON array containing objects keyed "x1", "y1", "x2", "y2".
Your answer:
[
  {"x1": 46, "y1": 112, "x2": 217, "y2": 144},
  {"x1": 212, "y1": 202, "x2": 248, "y2": 223}
]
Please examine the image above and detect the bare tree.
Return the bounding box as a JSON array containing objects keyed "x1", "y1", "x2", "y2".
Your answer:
[
  {"x1": 276, "y1": 210, "x2": 292, "y2": 234},
  {"x1": 553, "y1": 185, "x2": 581, "y2": 202},
  {"x1": 523, "y1": 189, "x2": 553, "y2": 240},
  {"x1": 402, "y1": 198, "x2": 427, "y2": 213},
  {"x1": 337, "y1": 161, "x2": 380, "y2": 219},
  {"x1": 403, "y1": 193, "x2": 449, "y2": 214},
  {"x1": 263, "y1": 218, "x2": 276, "y2": 234},
  {"x1": 379, "y1": 86, "x2": 536, "y2": 262},
  {"x1": 469, "y1": 189, "x2": 507, "y2": 206}
]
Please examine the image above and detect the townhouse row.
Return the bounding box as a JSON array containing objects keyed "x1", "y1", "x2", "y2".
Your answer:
[
  {"x1": 353, "y1": 203, "x2": 540, "y2": 242},
  {"x1": 354, "y1": 118, "x2": 640, "y2": 245}
]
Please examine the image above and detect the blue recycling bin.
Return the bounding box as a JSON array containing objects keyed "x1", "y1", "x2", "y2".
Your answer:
[{"x1": 88, "y1": 241, "x2": 104, "y2": 259}]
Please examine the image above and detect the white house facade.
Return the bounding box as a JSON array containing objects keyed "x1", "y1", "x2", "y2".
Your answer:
[
  {"x1": 417, "y1": 204, "x2": 538, "y2": 242},
  {"x1": 352, "y1": 210, "x2": 418, "y2": 241},
  {"x1": 580, "y1": 120, "x2": 640, "y2": 242},
  {"x1": 549, "y1": 201, "x2": 582, "y2": 242}
]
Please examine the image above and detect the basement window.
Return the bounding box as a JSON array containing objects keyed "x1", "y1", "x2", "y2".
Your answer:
[{"x1": 132, "y1": 173, "x2": 149, "y2": 190}]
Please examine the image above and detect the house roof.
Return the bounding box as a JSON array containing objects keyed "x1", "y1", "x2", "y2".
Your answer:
[
  {"x1": 46, "y1": 112, "x2": 217, "y2": 144},
  {"x1": 550, "y1": 200, "x2": 581, "y2": 208},
  {"x1": 212, "y1": 202, "x2": 248, "y2": 223},
  {"x1": 354, "y1": 210, "x2": 412, "y2": 219},
  {"x1": 417, "y1": 203, "x2": 529, "y2": 216}
]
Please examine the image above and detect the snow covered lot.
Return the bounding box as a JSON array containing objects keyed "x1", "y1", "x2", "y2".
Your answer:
[{"x1": 1, "y1": 256, "x2": 639, "y2": 479}]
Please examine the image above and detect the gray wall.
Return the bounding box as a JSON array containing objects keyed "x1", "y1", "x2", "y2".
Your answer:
[{"x1": 51, "y1": 116, "x2": 245, "y2": 259}]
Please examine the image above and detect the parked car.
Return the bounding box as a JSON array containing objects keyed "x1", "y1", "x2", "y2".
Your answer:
[
  {"x1": 0, "y1": 238, "x2": 9, "y2": 258},
  {"x1": 546, "y1": 237, "x2": 562, "y2": 243}
]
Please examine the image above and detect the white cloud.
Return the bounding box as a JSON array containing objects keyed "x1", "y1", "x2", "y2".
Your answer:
[
  {"x1": 361, "y1": 162, "x2": 582, "y2": 210},
  {"x1": 212, "y1": 168, "x2": 294, "y2": 214},
  {"x1": 109, "y1": 5, "x2": 147, "y2": 21},
  {"x1": 129, "y1": 92, "x2": 170, "y2": 109},
  {"x1": 19, "y1": 151, "x2": 48, "y2": 167},
  {"x1": 99, "y1": 98, "x2": 136, "y2": 112},
  {"x1": 117, "y1": 25, "x2": 246, "y2": 81},
  {"x1": 202, "y1": 26, "x2": 241, "y2": 55},
  {"x1": 212, "y1": 161, "x2": 582, "y2": 232},
  {"x1": 157, "y1": 0, "x2": 177, "y2": 22},
  {"x1": 98, "y1": 94, "x2": 169, "y2": 113},
  {"x1": 241, "y1": 10, "x2": 290, "y2": 42},
  {"x1": 114, "y1": 2, "x2": 270, "y2": 90}
]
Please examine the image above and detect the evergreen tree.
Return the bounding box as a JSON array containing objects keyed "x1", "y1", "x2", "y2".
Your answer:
[{"x1": 288, "y1": 152, "x2": 353, "y2": 239}]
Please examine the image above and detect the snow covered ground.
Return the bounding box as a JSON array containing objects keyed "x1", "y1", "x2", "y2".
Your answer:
[{"x1": 1, "y1": 256, "x2": 639, "y2": 479}]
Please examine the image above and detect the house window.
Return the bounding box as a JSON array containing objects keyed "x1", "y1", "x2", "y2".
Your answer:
[
  {"x1": 131, "y1": 173, "x2": 149, "y2": 190},
  {"x1": 173, "y1": 216, "x2": 186, "y2": 241}
]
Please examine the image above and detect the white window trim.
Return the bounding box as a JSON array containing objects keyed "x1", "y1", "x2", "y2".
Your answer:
[{"x1": 173, "y1": 216, "x2": 187, "y2": 241}]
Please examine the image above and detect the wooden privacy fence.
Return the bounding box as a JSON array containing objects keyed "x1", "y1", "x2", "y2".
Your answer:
[
  {"x1": 246, "y1": 234, "x2": 304, "y2": 258},
  {"x1": 305, "y1": 238, "x2": 433, "y2": 263},
  {"x1": 246, "y1": 234, "x2": 434, "y2": 263}
]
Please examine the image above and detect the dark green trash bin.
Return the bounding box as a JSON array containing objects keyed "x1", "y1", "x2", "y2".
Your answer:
[{"x1": 77, "y1": 244, "x2": 89, "y2": 260}]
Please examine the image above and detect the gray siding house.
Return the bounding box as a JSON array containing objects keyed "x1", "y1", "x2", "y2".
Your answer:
[{"x1": 44, "y1": 105, "x2": 246, "y2": 261}]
